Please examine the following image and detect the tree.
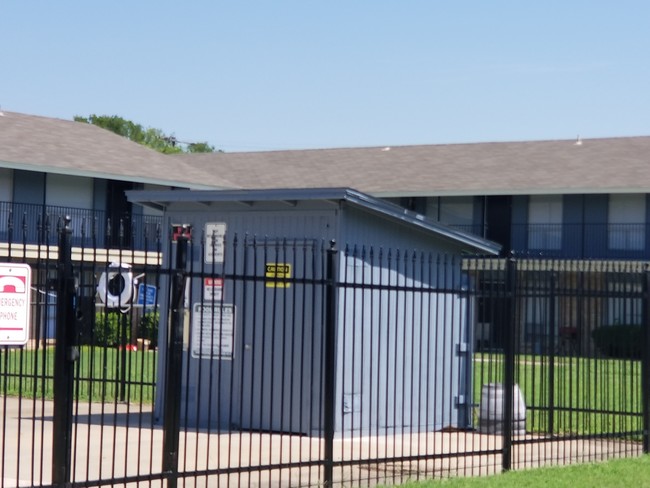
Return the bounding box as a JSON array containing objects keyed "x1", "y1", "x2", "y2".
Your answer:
[
  {"x1": 74, "y1": 114, "x2": 217, "y2": 154},
  {"x1": 186, "y1": 142, "x2": 216, "y2": 153}
]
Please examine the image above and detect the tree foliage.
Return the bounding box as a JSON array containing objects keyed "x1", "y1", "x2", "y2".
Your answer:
[{"x1": 74, "y1": 114, "x2": 217, "y2": 154}]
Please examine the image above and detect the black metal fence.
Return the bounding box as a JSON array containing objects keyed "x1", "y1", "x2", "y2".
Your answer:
[{"x1": 0, "y1": 220, "x2": 648, "y2": 487}]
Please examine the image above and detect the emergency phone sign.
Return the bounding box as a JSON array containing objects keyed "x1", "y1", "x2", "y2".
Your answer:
[{"x1": 0, "y1": 264, "x2": 32, "y2": 345}]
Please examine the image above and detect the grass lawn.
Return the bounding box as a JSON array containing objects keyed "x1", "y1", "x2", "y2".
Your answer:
[
  {"x1": 0, "y1": 347, "x2": 643, "y2": 437},
  {"x1": 0, "y1": 345, "x2": 157, "y2": 404},
  {"x1": 398, "y1": 455, "x2": 650, "y2": 488},
  {"x1": 473, "y1": 353, "x2": 643, "y2": 437}
]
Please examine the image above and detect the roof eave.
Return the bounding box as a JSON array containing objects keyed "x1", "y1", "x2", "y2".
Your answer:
[
  {"x1": 0, "y1": 159, "x2": 223, "y2": 189},
  {"x1": 127, "y1": 187, "x2": 500, "y2": 256},
  {"x1": 341, "y1": 189, "x2": 501, "y2": 255}
]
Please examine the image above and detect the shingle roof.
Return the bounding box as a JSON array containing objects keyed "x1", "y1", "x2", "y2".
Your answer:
[
  {"x1": 175, "y1": 136, "x2": 650, "y2": 196},
  {"x1": 0, "y1": 111, "x2": 232, "y2": 189},
  {"x1": 4, "y1": 110, "x2": 650, "y2": 197}
]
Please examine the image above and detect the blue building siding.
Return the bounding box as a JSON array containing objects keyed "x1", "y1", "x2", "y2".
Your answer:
[
  {"x1": 562, "y1": 194, "x2": 583, "y2": 258},
  {"x1": 580, "y1": 194, "x2": 607, "y2": 259},
  {"x1": 0, "y1": 170, "x2": 162, "y2": 251},
  {"x1": 495, "y1": 193, "x2": 650, "y2": 259},
  {"x1": 13, "y1": 170, "x2": 45, "y2": 205},
  {"x1": 422, "y1": 194, "x2": 650, "y2": 260},
  {"x1": 509, "y1": 195, "x2": 529, "y2": 255}
]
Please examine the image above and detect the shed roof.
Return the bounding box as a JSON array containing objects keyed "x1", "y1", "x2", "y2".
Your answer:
[{"x1": 127, "y1": 187, "x2": 501, "y2": 255}]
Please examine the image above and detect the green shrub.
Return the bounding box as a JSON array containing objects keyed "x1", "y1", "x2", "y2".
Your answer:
[
  {"x1": 591, "y1": 325, "x2": 642, "y2": 359},
  {"x1": 94, "y1": 311, "x2": 131, "y2": 346},
  {"x1": 139, "y1": 311, "x2": 160, "y2": 348}
]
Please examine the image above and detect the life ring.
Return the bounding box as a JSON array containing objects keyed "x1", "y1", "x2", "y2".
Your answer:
[{"x1": 97, "y1": 263, "x2": 134, "y2": 308}]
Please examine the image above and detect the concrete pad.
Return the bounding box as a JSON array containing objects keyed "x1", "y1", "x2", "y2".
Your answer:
[{"x1": 0, "y1": 397, "x2": 642, "y2": 487}]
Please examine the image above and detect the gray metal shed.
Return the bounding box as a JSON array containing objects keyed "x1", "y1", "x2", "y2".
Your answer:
[{"x1": 128, "y1": 188, "x2": 499, "y2": 435}]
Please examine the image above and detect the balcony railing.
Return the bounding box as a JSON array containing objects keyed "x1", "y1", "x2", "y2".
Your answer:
[
  {"x1": 510, "y1": 223, "x2": 649, "y2": 259},
  {"x1": 0, "y1": 201, "x2": 163, "y2": 251},
  {"x1": 5, "y1": 203, "x2": 645, "y2": 260},
  {"x1": 444, "y1": 222, "x2": 650, "y2": 259}
]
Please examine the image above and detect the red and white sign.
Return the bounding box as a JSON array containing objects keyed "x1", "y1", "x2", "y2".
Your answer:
[
  {"x1": 203, "y1": 277, "x2": 223, "y2": 301},
  {"x1": 0, "y1": 264, "x2": 32, "y2": 345}
]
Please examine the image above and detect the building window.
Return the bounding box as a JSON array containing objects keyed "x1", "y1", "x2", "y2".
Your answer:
[
  {"x1": 426, "y1": 196, "x2": 474, "y2": 232},
  {"x1": 606, "y1": 279, "x2": 642, "y2": 326},
  {"x1": 608, "y1": 194, "x2": 646, "y2": 251},
  {"x1": 528, "y1": 195, "x2": 562, "y2": 250},
  {"x1": 523, "y1": 289, "x2": 561, "y2": 353}
]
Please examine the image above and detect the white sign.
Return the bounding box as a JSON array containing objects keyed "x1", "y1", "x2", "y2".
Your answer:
[
  {"x1": 0, "y1": 264, "x2": 32, "y2": 345},
  {"x1": 203, "y1": 277, "x2": 223, "y2": 301},
  {"x1": 191, "y1": 303, "x2": 235, "y2": 359},
  {"x1": 204, "y1": 223, "x2": 226, "y2": 264}
]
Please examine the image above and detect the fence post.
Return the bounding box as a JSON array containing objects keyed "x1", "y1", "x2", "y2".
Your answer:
[
  {"x1": 323, "y1": 241, "x2": 338, "y2": 487},
  {"x1": 162, "y1": 235, "x2": 189, "y2": 488},
  {"x1": 547, "y1": 271, "x2": 557, "y2": 436},
  {"x1": 643, "y1": 265, "x2": 650, "y2": 453},
  {"x1": 52, "y1": 216, "x2": 79, "y2": 486},
  {"x1": 502, "y1": 256, "x2": 517, "y2": 471}
]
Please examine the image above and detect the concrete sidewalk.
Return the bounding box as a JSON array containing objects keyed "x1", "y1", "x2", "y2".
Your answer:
[{"x1": 0, "y1": 397, "x2": 642, "y2": 487}]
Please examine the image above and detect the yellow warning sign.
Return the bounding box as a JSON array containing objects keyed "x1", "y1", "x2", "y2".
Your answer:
[{"x1": 265, "y1": 263, "x2": 292, "y2": 288}]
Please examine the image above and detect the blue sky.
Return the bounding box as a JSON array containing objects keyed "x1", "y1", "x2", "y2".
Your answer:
[{"x1": 1, "y1": 1, "x2": 649, "y2": 152}]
